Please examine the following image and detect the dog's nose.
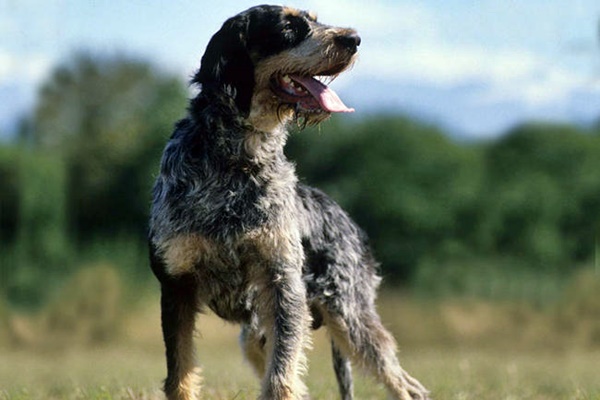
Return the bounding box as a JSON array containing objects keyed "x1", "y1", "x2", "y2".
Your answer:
[{"x1": 335, "y1": 32, "x2": 361, "y2": 53}]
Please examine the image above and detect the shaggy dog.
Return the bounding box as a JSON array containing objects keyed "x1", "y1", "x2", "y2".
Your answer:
[{"x1": 149, "y1": 5, "x2": 429, "y2": 400}]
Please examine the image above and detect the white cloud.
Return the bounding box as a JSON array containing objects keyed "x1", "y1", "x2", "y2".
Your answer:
[
  {"x1": 0, "y1": 52, "x2": 12, "y2": 79},
  {"x1": 361, "y1": 42, "x2": 537, "y2": 85},
  {"x1": 303, "y1": 0, "x2": 435, "y2": 36},
  {"x1": 0, "y1": 50, "x2": 53, "y2": 86},
  {"x1": 0, "y1": 50, "x2": 53, "y2": 136},
  {"x1": 346, "y1": 0, "x2": 598, "y2": 112},
  {"x1": 1, "y1": 0, "x2": 598, "y2": 139},
  {"x1": 483, "y1": 62, "x2": 598, "y2": 109}
]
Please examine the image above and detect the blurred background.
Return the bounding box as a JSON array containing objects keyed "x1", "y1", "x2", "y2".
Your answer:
[{"x1": 1, "y1": 1, "x2": 600, "y2": 398}]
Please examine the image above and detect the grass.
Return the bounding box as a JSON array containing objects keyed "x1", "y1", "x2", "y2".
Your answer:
[{"x1": 1, "y1": 298, "x2": 600, "y2": 400}]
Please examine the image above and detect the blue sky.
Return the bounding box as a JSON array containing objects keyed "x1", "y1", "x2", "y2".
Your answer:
[{"x1": 1, "y1": 0, "x2": 599, "y2": 139}]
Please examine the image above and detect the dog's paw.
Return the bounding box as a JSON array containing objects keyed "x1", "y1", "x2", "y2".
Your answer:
[{"x1": 396, "y1": 370, "x2": 430, "y2": 400}]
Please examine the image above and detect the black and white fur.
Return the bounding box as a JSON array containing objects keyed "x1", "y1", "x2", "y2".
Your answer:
[{"x1": 149, "y1": 5, "x2": 429, "y2": 400}]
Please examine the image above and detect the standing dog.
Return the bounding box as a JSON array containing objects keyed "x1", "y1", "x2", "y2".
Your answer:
[{"x1": 149, "y1": 5, "x2": 429, "y2": 400}]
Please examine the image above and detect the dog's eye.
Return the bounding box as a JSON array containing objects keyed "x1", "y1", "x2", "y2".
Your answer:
[
  {"x1": 283, "y1": 16, "x2": 309, "y2": 42},
  {"x1": 283, "y1": 21, "x2": 295, "y2": 33},
  {"x1": 283, "y1": 18, "x2": 299, "y2": 33}
]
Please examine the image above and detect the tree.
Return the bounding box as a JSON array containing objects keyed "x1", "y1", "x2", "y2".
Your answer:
[
  {"x1": 480, "y1": 122, "x2": 600, "y2": 269},
  {"x1": 288, "y1": 116, "x2": 482, "y2": 281},
  {"x1": 30, "y1": 52, "x2": 188, "y2": 236}
]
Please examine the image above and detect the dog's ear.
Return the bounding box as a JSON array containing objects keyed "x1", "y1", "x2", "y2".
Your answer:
[{"x1": 193, "y1": 15, "x2": 254, "y2": 115}]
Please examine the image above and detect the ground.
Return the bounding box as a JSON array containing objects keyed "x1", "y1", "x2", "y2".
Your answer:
[{"x1": 1, "y1": 296, "x2": 599, "y2": 400}]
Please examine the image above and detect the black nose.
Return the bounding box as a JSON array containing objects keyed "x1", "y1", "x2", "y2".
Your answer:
[{"x1": 335, "y1": 32, "x2": 361, "y2": 53}]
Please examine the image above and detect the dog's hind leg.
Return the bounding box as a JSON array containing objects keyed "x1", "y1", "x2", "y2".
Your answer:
[
  {"x1": 331, "y1": 340, "x2": 354, "y2": 400},
  {"x1": 240, "y1": 322, "x2": 267, "y2": 379},
  {"x1": 160, "y1": 278, "x2": 202, "y2": 400},
  {"x1": 323, "y1": 303, "x2": 429, "y2": 400}
]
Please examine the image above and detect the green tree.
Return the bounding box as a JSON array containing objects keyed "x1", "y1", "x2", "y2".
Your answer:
[
  {"x1": 0, "y1": 146, "x2": 20, "y2": 244},
  {"x1": 11, "y1": 152, "x2": 70, "y2": 307},
  {"x1": 288, "y1": 116, "x2": 482, "y2": 281},
  {"x1": 480, "y1": 122, "x2": 600, "y2": 269},
  {"x1": 29, "y1": 52, "x2": 188, "y2": 236}
]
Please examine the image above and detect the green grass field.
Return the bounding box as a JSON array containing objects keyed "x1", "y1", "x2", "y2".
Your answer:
[
  {"x1": 2, "y1": 341, "x2": 600, "y2": 400},
  {"x1": 1, "y1": 297, "x2": 600, "y2": 400}
]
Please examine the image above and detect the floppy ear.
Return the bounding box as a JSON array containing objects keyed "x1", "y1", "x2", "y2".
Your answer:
[{"x1": 193, "y1": 15, "x2": 255, "y2": 115}]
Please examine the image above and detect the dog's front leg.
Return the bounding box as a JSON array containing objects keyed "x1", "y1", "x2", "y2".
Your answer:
[
  {"x1": 160, "y1": 279, "x2": 202, "y2": 400},
  {"x1": 255, "y1": 257, "x2": 310, "y2": 400}
]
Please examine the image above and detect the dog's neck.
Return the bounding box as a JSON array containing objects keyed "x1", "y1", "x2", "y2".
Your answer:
[
  {"x1": 244, "y1": 92, "x2": 293, "y2": 166},
  {"x1": 246, "y1": 89, "x2": 294, "y2": 134},
  {"x1": 189, "y1": 89, "x2": 291, "y2": 169},
  {"x1": 243, "y1": 124, "x2": 289, "y2": 166}
]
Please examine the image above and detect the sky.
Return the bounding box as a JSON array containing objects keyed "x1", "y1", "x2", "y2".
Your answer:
[{"x1": 1, "y1": 0, "x2": 599, "y2": 139}]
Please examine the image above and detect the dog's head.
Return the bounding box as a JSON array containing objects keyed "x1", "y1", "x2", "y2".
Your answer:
[{"x1": 193, "y1": 5, "x2": 359, "y2": 129}]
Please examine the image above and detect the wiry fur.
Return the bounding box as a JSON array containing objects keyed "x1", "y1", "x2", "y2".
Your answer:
[{"x1": 149, "y1": 5, "x2": 429, "y2": 400}]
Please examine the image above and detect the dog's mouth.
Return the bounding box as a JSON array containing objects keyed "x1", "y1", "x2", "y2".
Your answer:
[{"x1": 270, "y1": 73, "x2": 354, "y2": 114}]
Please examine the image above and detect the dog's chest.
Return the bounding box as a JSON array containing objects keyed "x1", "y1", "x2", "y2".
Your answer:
[
  {"x1": 157, "y1": 230, "x2": 285, "y2": 322},
  {"x1": 164, "y1": 164, "x2": 297, "y2": 240},
  {"x1": 192, "y1": 171, "x2": 270, "y2": 237}
]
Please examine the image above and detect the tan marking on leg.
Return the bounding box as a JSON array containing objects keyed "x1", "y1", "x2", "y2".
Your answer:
[
  {"x1": 176, "y1": 321, "x2": 201, "y2": 400},
  {"x1": 171, "y1": 367, "x2": 202, "y2": 400},
  {"x1": 166, "y1": 301, "x2": 202, "y2": 400},
  {"x1": 159, "y1": 234, "x2": 215, "y2": 276}
]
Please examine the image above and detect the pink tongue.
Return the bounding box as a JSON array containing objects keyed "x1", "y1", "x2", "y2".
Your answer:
[{"x1": 291, "y1": 75, "x2": 354, "y2": 113}]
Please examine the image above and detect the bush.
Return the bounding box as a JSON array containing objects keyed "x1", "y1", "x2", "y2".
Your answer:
[
  {"x1": 4, "y1": 150, "x2": 72, "y2": 309},
  {"x1": 412, "y1": 256, "x2": 565, "y2": 305},
  {"x1": 555, "y1": 268, "x2": 600, "y2": 347},
  {"x1": 41, "y1": 264, "x2": 124, "y2": 346}
]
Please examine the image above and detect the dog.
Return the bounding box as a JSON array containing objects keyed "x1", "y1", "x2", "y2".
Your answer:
[{"x1": 149, "y1": 5, "x2": 429, "y2": 400}]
